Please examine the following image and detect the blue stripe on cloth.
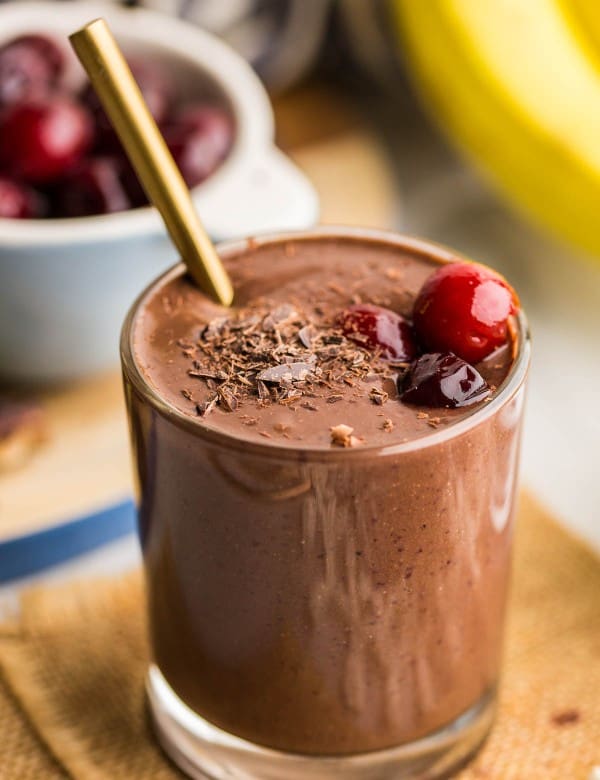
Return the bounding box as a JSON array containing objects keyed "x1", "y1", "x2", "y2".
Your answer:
[{"x1": 0, "y1": 500, "x2": 137, "y2": 584}]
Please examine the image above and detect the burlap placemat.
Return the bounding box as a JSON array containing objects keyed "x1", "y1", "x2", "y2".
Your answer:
[{"x1": 0, "y1": 494, "x2": 598, "y2": 779}]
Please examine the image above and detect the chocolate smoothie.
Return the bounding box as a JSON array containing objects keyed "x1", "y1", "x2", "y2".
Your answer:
[{"x1": 122, "y1": 231, "x2": 528, "y2": 758}]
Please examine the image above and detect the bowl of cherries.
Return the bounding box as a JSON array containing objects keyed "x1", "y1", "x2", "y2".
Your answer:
[{"x1": 0, "y1": 2, "x2": 318, "y2": 383}]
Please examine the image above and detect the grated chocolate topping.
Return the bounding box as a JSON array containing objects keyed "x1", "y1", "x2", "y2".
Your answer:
[{"x1": 178, "y1": 302, "x2": 407, "y2": 417}]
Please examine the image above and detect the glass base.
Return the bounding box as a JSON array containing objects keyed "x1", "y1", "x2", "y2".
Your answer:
[{"x1": 147, "y1": 665, "x2": 495, "y2": 780}]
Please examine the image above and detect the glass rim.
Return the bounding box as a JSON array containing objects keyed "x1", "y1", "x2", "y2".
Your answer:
[{"x1": 120, "y1": 226, "x2": 531, "y2": 462}]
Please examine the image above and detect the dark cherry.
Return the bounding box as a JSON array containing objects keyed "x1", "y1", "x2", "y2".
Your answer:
[
  {"x1": 413, "y1": 261, "x2": 519, "y2": 364},
  {"x1": 0, "y1": 97, "x2": 93, "y2": 183},
  {"x1": 54, "y1": 157, "x2": 131, "y2": 217},
  {"x1": 400, "y1": 352, "x2": 490, "y2": 408},
  {"x1": 0, "y1": 177, "x2": 46, "y2": 218},
  {"x1": 0, "y1": 34, "x2": 63, "y2": 108},
  {"x1": 82, "y1": 61, "x2": 171, "y2": 152},
  {"x1": 338, "y1": 304, "x2": 417, "y2": 361},
  {"x1": 163, "y1": 105, "x2": 233, "y2": 187}
]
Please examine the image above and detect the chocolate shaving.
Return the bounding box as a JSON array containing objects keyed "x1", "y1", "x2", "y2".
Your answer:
[
  {"x1": 179, "y1": 300, "x2": 396, "y2": 415},
  {"x1": 262, "y1": 304, "x2": 298, "y2": 332},
  {"x1": 369, "y1": 387, "x2": 388, "y2": 405},
  {"x1": 297, "y1": 325, "x2": 314, "y2": 349},
  {"x1": 202, "y1": 317, "x2": 228, "y2": 340},
  {"x1": 258, "y1": 362, "x2": 314, "y2": 383},
  {"x1": 257, "y1": 380, "x2": 270, "y2": 401},
  {"x1": 230, "y1": 314, "x2": 260, "y2": 332},
  {"x1": 196, "y1": 396, "x2": 218, "y2": 417},
  {"x1": 217, "y1": 386, "x2": 238, "y2": 412}
]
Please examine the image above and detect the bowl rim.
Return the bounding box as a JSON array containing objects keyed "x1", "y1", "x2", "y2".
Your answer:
[
  {"x1": 0, "y1": 1, "x2": 274, "y2": 246},
  {"x1": 120, "y1": 226, "x2": 532, "y2": 462}
]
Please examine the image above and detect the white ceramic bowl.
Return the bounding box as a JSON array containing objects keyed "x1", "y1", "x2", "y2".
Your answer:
[{"x1": 0, "y1": 2, "x2": 318, "y2": 383}]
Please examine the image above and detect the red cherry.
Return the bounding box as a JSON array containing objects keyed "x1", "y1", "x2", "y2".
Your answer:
[
  {"x1": 163, "y1": 105, "x2": 233, "y2": 187},
  {"x1": 0, "y1": 34, "x2": 63, "y2": 108},
  {"x1": 0, "y1": 97, "x2": 93, "y2": 183},
  {"x1": 54, "y1": 157, "x2": 131, "y2": 217},
  {"x1": 413, "y1": 262, "x2": 519, "y2": 364},
  {"x1": 0, "y1": 177, "x2": 46, "y2": 218},
  {"x1": 400, "y1": 352, "x2": 490, "y2": 408},
  {"x1": 82, "y1": 61, "x2": 171, "y2": 152},
  {"x1": 338, "y1": 304, "x2": 417, "y2": 361}
]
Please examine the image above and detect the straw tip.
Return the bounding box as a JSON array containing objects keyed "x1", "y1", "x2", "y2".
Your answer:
[
  {"x1": 221, "y1": 288, "x2": 235, "y2": 307},
  {"x1": 69, "y1": 18, "x2": 105, "y2": 42}
]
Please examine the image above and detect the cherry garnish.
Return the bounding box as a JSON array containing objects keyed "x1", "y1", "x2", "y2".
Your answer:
[
  {"x1": 0, "y1": 34, "x2": 63, "y2": 108},
  {"x1": 400, "y1": 352, "x2": 490, "y2": 408},
  {"x1": 338, "y1": 304, "x2": 417, "y2": 361},
  {"x1": 54, "y1": 157, "x2": 131, "y2": 217},
  {"x1": 0, "y1": 177, "x2": 46, "y2": 218},
  {"x1": 0, "y1": 97, "x2": 93, "y2": 183},
  {"x1": 163, "y1": 105, "x2": 233, "y2": 187},
  {"x1": 413, "y1": 262, "x2": 519, "y2": 364}
]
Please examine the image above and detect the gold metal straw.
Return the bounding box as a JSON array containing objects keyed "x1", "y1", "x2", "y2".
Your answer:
[{"x1": 70, "y1": 18, "x2": 234, "y2": 306}]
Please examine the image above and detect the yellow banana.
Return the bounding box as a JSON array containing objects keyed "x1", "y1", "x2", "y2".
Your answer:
[{"x1": 391, "y1": 0, "x2": 600, "y2": 258}]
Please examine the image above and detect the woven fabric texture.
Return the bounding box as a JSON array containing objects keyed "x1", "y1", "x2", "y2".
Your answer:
[{"x1": 0, "y1": 494, "x2": 598, "y2": 779}]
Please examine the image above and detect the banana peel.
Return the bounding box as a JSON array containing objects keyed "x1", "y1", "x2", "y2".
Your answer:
[{"x1": 391, "y1": 0, "x2": 600, "y2": 258}]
